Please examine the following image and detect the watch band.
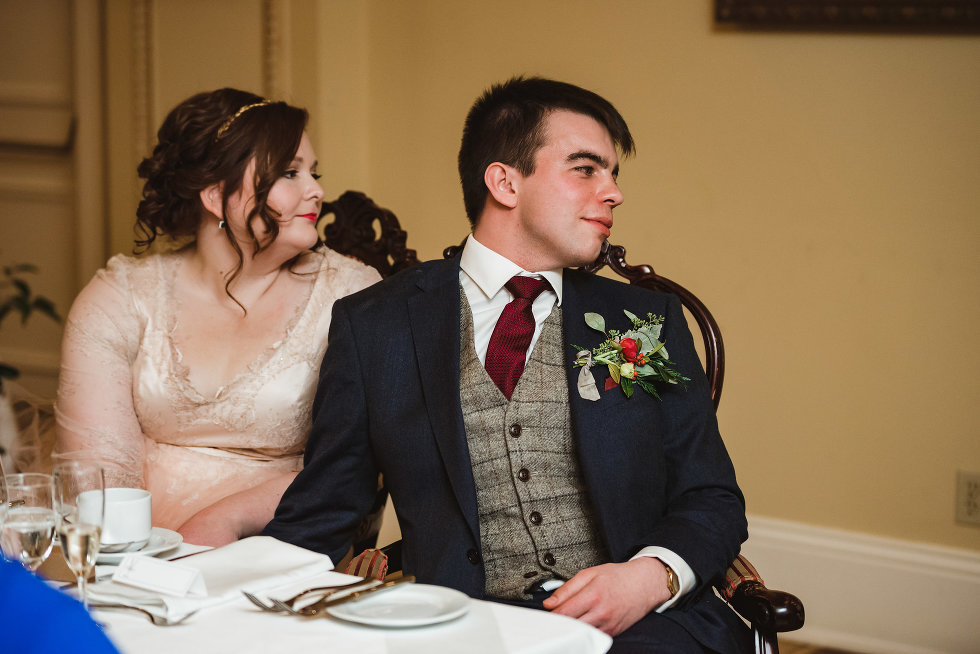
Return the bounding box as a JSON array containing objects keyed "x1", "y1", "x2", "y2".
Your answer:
[{"x1": 662, "y1": 561, "x2": 679, "y2": 599}]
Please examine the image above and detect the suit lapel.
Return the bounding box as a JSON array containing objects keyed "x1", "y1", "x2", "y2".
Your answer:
[
  {"x1": 561, "y1": 270, "x2": 625, "y2": 544},
  {"x1": 406, "y1": 258, "x2": 480, "y2": 543},
  {"x1": 562, "y1": 269, "x2": 607, "y2": 461}
]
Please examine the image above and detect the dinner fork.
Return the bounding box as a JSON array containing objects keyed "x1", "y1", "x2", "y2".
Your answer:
[
  {"x1": 241, "y1": 577, "x2": 375, "y2": 613},
  {"x1": 89, "y1": 603, "x2": 198, "y2": 627},
  {"x1": 272, "y1": 575, "x2": 415, "y2": 617}
]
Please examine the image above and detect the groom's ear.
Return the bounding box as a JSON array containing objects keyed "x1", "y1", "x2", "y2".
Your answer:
[
  {"x1": 484, "y1": 162, "x2": 519, "y2": 210},
  {"x1": 199, "y1": 183, "x2": 224, "y2": 218}
]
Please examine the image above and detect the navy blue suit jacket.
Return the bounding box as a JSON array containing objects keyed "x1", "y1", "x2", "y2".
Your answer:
[{"x1": 265, "y1": 255, "x2": 748, "y2": 651}]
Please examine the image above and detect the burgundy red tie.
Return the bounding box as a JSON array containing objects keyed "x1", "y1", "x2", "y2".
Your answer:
[{"x1": 484, "y1": 276, "x2": 550, "y2": 399}]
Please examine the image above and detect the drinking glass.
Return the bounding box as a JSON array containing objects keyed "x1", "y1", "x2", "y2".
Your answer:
[
  {"x1": 0, "y1": 458, "x2": 8, "y2": 533},
  {"x1": 0, "y1": 472, "x2": 56, "y2": 571},
  {"x1": 52, "y1": 460, "x2": 105, "y2": 609}
]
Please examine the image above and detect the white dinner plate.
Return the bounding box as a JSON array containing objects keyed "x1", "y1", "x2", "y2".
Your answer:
[
  {"x1": 326, "y1": 583, "x2": 469, "y2": 628},
  {"x1": 97, "y1": 527, "x2": 182, "y2": 564}
]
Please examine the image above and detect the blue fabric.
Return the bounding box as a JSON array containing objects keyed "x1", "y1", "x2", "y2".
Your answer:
[
  {"x1": 0, "y1": 558, "x2": 120, "y2": 653},
  {"x1": 265, "y1": 255, "x2": 749, "y2": 652}
]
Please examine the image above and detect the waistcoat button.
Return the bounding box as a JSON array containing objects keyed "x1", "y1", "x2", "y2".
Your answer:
[
  {"x1": 543, "y1": 552, "x2": 556, "y2": 566},
  {"x1": 529, "y1": 511, "x2": 542, "y2": 525},
  {"x1": 517, "y1": 468, "x2": 530, "y2": 482},
  {"x1": 508, "y1": 424, "x2": 522, "y2": 437}
]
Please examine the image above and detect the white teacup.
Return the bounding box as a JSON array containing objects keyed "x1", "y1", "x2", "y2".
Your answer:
[{"x1": 79, "y1": 488, "x2": 152, "y2": 553}]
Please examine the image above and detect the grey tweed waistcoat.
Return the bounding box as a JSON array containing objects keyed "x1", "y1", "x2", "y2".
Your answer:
[{"x1": 459, "y1": 292, "x2": 607, "y2": 599}]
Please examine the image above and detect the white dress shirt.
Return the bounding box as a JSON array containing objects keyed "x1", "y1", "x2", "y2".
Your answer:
[{"x1": 458, "y1": 235, "x2": 693, "y2": 611}]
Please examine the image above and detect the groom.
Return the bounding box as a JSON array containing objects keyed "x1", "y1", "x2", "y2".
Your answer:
[{"x1": 265, "y1": 77, "x2": 749, "y2": 653}]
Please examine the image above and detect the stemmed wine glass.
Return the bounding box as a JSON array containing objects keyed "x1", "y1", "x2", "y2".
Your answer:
[
  {"x1": 0, "y1": 472, "x2": 56, "y2": 571},
  {"x1": 52, "y1": 460, "x2": 105, "y2": 609},
  {"x1": 0, "y1": 458, "x2": 8, "y2": 536}
]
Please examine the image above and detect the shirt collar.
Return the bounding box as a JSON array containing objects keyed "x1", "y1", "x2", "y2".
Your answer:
[{"x1": 459, "y1": 234, "x2": 564, "y2": 305}]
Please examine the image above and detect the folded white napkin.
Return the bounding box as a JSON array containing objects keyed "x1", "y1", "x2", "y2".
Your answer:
[{"x1": 87, "y1": 536, "x2": 334, "y2": 620}]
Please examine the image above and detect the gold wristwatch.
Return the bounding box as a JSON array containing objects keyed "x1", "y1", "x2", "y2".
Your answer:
[{"x1": 662, "y1": 561, "x2": 679, "y2": 599}]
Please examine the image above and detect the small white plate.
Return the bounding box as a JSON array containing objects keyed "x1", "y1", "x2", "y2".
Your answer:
[
  {"x1": 97, "y1": 527, "x2": 182, "y2": 564},
  {"x1": 326, "y1": 583, "x2": 469, "y2": 628}
]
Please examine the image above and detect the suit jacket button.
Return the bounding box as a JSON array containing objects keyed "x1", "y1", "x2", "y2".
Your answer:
[
  {"x1": 466, "y1": 548, "x2": 481, "y2": 564},
  {"x1": 517, "y1": 468, "x2": 530, "y2": 482},
  {"x1": 508, "y1": 424, "x2": 522, "y2": 437},
  {"x1": 529, "y1": 511, "x2": 542, "y2": 525},
  {"x1": 543, "y1": 552, "x2": 556, "y2": 566}
]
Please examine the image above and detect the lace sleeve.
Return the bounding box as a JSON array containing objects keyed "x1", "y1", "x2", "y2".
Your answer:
[{"x1": 55, "y1": 260, "x2": 146, "y2": 488}]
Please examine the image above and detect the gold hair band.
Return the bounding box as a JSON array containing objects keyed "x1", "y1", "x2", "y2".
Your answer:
[{"x1": 215, "y1": 100, "x2": 273, "y2": 140}]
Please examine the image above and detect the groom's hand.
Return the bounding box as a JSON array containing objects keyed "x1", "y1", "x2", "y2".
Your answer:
[{"x1": 542, "y1": 557, "x2": 671, "y2": 636}]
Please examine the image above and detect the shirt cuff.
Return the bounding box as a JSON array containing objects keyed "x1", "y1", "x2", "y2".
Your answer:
[{"x1": 629, "y1": 546, "x2": 695, "y2": 612}]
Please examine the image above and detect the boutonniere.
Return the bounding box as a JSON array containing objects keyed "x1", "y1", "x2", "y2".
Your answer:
[{"x1": 572, "y1": 310, "x2": 690, "y2": 401}]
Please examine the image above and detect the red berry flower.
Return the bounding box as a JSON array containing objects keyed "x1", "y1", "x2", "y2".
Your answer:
[{"x1": 619, "y1": 337, "x2": 640, "y2": 362}]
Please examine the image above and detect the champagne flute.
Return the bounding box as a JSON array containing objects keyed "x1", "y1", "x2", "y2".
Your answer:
[
  {"x1": 53, "y1": 460, "x2": 105, "y2": 609},
  {"x1": 0, "y1": 459, "x2": 8, "y2": 533},
  {"x1": 0, "y1": 472, "x2": 56, "y2": 571}
]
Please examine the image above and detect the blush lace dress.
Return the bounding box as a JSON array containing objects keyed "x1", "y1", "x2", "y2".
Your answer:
[{"x1": 55, "y1": 247, "x2": 380, "y2": 530}]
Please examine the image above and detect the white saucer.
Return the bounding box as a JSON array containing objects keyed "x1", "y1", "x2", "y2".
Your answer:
[
  {"x1": 97, "y1": 527, "x2": 182, "y2": 564},
  {"x1": 326, "y1": 584, "x2": 469, "y2": 628}
]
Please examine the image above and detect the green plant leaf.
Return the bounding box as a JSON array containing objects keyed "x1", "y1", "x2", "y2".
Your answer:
[
  {"x1": 621, "y1": 377, "x2": 633, "y2": 398},
  {"x1": 31, "y1": 297, "x2": 61, "y2": 322},
  {"x1": 607, "y1": 362, "x2": 620, "y2": 383},
  {"x1": 636, "y1": 378, "x2": 661, "y2": 399},
  {"x1": 584, "y1": 312, "x2": 605, "y2": 333}
]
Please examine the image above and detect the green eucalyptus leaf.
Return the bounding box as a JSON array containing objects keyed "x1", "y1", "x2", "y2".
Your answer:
[
  {"x1": 584, "y1": 312, "x2": 606, "y2": 333},
  {"x1": 623, "y1": 309, "x2": 638, "y2": 324}
]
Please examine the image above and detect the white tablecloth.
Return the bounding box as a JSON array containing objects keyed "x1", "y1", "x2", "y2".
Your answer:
[{"x1": 97, "y1": 569, "x2": 612, "y2": 654}]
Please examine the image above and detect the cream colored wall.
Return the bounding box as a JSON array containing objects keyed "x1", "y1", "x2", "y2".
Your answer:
[
  {"x1": 0, "y1": 0, "x2": 76, "y2": 397},
  {"x1": 21, "y1": 1, "x2": 977, "y2": 552},
  {"x1": 345, "y1": 1, "x2": 980, "y2": 551}
]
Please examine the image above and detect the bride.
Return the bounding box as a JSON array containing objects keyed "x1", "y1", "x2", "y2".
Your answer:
[{"x1": 55, "y1": 89, "x2": 380, "y2": 546}]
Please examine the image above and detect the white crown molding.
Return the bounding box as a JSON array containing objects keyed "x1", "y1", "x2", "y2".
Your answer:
[{"x1": 743, "y1": 514, "x2": 980, "y2": 653}]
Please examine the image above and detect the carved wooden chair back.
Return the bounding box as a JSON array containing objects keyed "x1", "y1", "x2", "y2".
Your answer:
[
  {"x1": 583, "y1": 241, "x2": 725, "y2": 409},
  {"x1": 318, "y1": 191, "x2": 420, "y2": 276}
]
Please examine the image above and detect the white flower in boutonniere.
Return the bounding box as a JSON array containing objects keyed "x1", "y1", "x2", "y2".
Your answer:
[{"x1": 572, "y1": 310, "x2": 690, "y2": 401}]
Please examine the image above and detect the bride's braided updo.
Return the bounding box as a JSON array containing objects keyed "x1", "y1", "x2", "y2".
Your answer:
[{"x1": 134, "y1": 88, "x2": 309, "y2": 272}]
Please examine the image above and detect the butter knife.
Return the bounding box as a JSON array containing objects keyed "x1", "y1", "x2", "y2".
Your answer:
[{"x1": 304, "y1": 575, "x2": 416, "y2": 615}]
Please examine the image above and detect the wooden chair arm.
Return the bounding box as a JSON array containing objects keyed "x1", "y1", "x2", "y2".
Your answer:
[{"x1": 729, "y1": 580, "x2": 805, "y2": 633}]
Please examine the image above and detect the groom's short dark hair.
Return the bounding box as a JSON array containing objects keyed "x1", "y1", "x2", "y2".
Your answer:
[{"x1": 458, "y1": 76, "x2": 634, "y2": 226}]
